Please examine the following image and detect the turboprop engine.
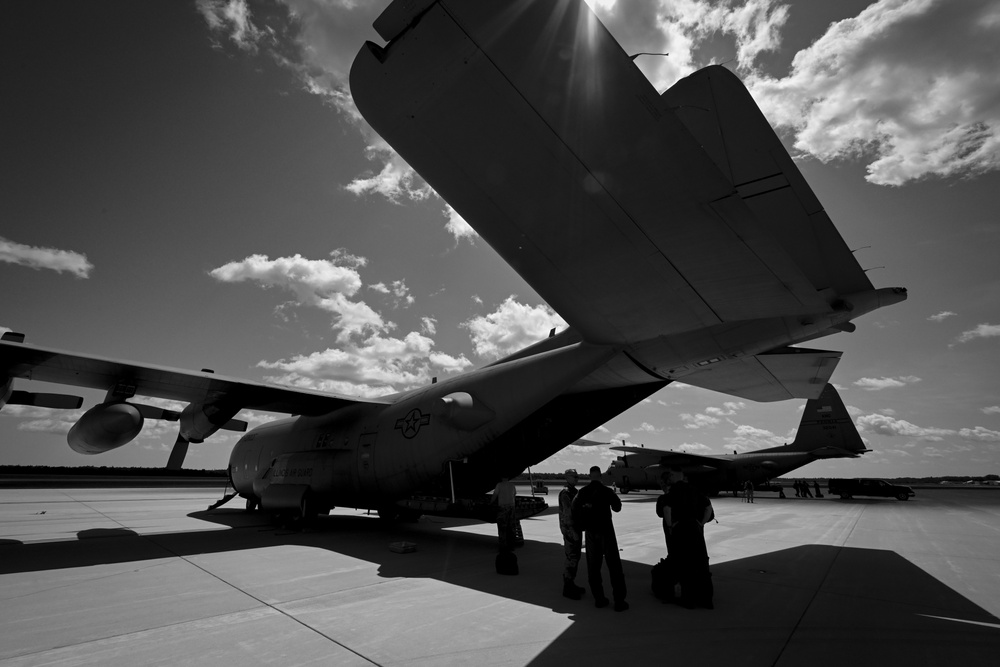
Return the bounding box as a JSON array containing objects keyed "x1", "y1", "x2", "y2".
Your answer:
[{"x1": 67, "y1": 402, "x2": 144, "y2": 454}]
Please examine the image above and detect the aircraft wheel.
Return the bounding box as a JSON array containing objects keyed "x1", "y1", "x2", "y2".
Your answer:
[
  {"x1": 839, "y1": 492, "x2": 851, "y2": 499},
  {"x1": 620, "y1": 489, "x2": 630, "y2": 494},
  {"x1": 896, "y1": 492, "x2": 909, "y2": 501},
  {"x1": 245, "y1": 497, "x2": 259, "y2": 512}
]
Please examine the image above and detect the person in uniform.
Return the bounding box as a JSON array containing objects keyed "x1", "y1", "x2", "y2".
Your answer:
[
  {"x1": 661, "y1": 467, "x2": 714, "y2": 609},
  {"x1": 572, "y1": 466, "x2": 628, "y2": 611},
  {"x1": 558, "y1": 469, "x2": 586, "y2": 599},
  {"x1": 491, "y1": 476, "x2": 517, "y2": 551}
]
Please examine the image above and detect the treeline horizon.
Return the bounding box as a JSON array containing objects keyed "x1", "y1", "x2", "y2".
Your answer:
[{"x1": 2, "y1": 465, "x2": 997, "y2": 485}]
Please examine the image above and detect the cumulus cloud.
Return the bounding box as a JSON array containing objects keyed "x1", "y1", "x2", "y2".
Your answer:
[
  {"x1": 724, "y1": 424, "x2": 785, "y2": 451},
  {"x1": 588, "y1": 0, "x2": 790, "y2": 91},
  {"x1": 196, "y1": 0, "x2": 271, "y2": 52},
  {"x1": 210, "y1": 250, "x2": 386, "y2": 341},
  {"x1": 704, "y1": 401, "x2": 746, "y2": 417},
  {"x1": 463, "y1": 296, "x2": 567, "y2": 360},
  {"x1": 955, "y1": 323, "x2": 1000, "y2": 344},
  {"x1": 748, "y1": 0, "x2": 1000, "y2": 185},
  {"x1": 982, "y1": 406, "x2": 1000, "y2": 415},
  {"x1": 443, "y1": 205, "x2": 477, "y2": 243},
  {"x1": 854, "y1": 375, "x2": 921, "y2": 391},
  {"x1": 958, "y1": 426, "x2": 1000, "y2": 443},
  {"x1": 369, "y1": 279, "x2": 415, "y2": 308},
  {"x1": 211, "y1": 249, "x2": 478, "y2": 394},
  {"x1": 680, "y1": 412, "x2": 721, "y2": 429},
  {"x1": 0, "y1": 236, "x2": 93, "y2": 278},
  {"x1": 928, "y1": 311, "x2": 957, "y2": 322},
  {"x1": 259, "y1": 331, "x2": 472, "y2": 397},
  {"x1": 857, "y1": 413, "x2": 954, "y2": 441}
]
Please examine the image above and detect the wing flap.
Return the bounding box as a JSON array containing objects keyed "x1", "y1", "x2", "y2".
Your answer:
[{"x1": 680, "y1": 347, "x2": 841, "y2": 402}]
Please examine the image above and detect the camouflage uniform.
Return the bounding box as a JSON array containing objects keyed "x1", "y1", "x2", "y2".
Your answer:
[{"x1": 558, "y1": 485, "x2": 582, "y2": 581}]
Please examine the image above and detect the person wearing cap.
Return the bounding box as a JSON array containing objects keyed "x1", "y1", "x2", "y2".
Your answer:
[
  {"x1": 572, "y1": 465, "x2": 628, "y2": 611},
  {"x1": 558, "y1": 469, "x2": 586, "y2": 599}
]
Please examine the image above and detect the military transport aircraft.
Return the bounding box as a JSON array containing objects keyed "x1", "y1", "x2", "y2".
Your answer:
[
  {"x1": 605, "y1": 383, "x2": 870, "y2": 494},
  {"x1": 0, "y1": 0, "x2": 905, "y2": 523}
]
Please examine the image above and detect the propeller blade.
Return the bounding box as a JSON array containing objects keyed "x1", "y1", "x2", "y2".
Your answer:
[{"x1": 165, "y1": 433, "x2": 190, "y2": 470}]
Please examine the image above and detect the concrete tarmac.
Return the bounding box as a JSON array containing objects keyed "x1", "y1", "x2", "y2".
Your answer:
[{"x1": 1, "y1": 487, "x2": 998, "y2": 666}]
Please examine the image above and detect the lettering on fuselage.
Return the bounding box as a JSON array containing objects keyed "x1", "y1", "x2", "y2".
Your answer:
[
  {"x1": 395, "y1": 408, "x2": 430, "y2": 439},
  {"x1": 273, "y1": 466, "x2": 313, "y2": 479},
  {"x1": 315, "y1": 432, "x2": 336, "y2": 448}
]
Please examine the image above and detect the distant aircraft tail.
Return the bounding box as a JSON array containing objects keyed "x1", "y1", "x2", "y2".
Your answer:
[{"x1": 787, "y1": 384, "x2": 870, "y2": 456}]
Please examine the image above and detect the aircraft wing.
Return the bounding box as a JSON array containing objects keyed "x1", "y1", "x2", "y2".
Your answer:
[
  {"x1": 0, "y1": 337, "x2": 384, "y2": 415},
  {"x1": 611, "y1": 445, "x2": 731, "y2": 470},
  {"x1": 350, "y1": 0, "x2": 873, "y2": 350}
]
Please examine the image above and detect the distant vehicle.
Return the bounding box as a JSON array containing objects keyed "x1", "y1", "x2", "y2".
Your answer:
[
  {"x1": 828, "y1": 478, "x2": 915, "y2": 500},
  {"x1": 531, "y1": 480, "x2": 549, "y2": 495}
]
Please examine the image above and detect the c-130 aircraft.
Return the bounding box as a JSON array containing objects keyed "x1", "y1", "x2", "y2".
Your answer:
[
  {"x1": 605, "y1": 383, "x2": 870, "y2": 495},
  {"x1": 0, "y1": 0, "x2": 904, "y2": 523}
]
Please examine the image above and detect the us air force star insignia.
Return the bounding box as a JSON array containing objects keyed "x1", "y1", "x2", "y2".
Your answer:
[{"x1": 395, "y1": 408, "x2": 431, "y2": 439}]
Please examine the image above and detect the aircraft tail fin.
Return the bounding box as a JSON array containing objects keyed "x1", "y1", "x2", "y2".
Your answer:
[{"x1": 788, "y1": 384, "x2": 869, "y2": 456}]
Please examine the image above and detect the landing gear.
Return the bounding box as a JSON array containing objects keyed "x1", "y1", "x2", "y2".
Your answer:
[{"x1": 245, "y1": 496, "x2": 259, "y2": 512}]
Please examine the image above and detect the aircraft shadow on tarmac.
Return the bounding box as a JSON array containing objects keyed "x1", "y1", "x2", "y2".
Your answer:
[{"x1": 1, "y1": 508, "x2": 998, "y2": 666}]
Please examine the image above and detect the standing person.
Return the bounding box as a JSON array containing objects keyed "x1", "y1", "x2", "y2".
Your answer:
[
  {"x1": 813, "y1": 480, "x2": 824, "y2": 498},
  {"x1": 655, "y1": 472, "x2": 672, "y2": 549},
  {"x1": 743, "y1": 479, "x2": 754, "y2": 503},
  {"x1": 801, "y1": 480, "x2": 813, "y2": 498},
  {"x1": 793, "y1": 480, "x2": 802, "y2": 497},
  {"x1": 558, "y1": 469, "x2": 586, "y2": 599},
  {"x1": 572, "y1": 466, "x2": 628, "y2": 611},
  {"x1": 491, "y1": 476, "x2": 517, "y2": 552},
  {"x1": 661, "y1": 467, "x2": 714, "y2": 609}
]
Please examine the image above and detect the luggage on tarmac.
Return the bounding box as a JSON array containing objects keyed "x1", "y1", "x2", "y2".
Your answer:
[
  {"x1": 650, "y1": 557, "x2": 676, "y2": 600},
  {"x1": 495, "y1": 550, "x2": 519, "y2": 575}
]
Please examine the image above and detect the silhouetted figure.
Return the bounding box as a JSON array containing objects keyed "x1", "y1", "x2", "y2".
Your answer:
[
  {"x1": 743, "y1": 479, "x2": 754, "y2": 503},
  {"x1": 793, "y1": 480, "x2": 802, "y2": 497},
  {"x1": 813, "y1": 480, "x2": 824, "y2": 498},
  {"x1": 655, "y1": 472, "x2": 672, "y2": 549},
  {"x1": 491, "y1": 477, "x2": 517, "y2": 551},
  {"x1": 801, "y1": 480, "x2": 813, "y2": 498},
  {"x1": 661, "y1": 467, "x2": 714, "y2": 609},
  {"x1": 558, "y1": 469, "x2": 585, "y2": 599},
  {"x1": 573, "y1": 466, "x2": 628, "y2": 611}
]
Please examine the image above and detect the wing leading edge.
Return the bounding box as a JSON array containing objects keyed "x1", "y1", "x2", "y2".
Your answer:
[{"x1": 0, "y1": 337, "x2": 384, "y2": 416}]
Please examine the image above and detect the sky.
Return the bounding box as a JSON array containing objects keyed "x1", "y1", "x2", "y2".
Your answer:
[{"x1": 2, "y1": 0, "x2": 999, "y2": 479}]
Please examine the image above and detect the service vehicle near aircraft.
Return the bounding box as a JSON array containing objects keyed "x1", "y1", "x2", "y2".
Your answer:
[
  {"x1": 0, "y1": 0, "x2": 905, "y2": 526},
  {"x1": 828, "y1": 478, "x2": 915, "y2": 500}
]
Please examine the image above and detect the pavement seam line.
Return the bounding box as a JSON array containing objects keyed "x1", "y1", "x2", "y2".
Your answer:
[
  {"x1": 769, "y1": 503, "x2": 868, "y2": 666},
  {"x1": 143, "y1": 530, "x2": 386, "y2": 667}
]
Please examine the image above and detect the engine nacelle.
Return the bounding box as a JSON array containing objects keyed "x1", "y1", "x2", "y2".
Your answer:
[
  {"x1": 179, "y1": 400, "x2": 242, "y2": 443},
  {"x1": 68, "y1": 402, "x2": 144, "y2": 454}
]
